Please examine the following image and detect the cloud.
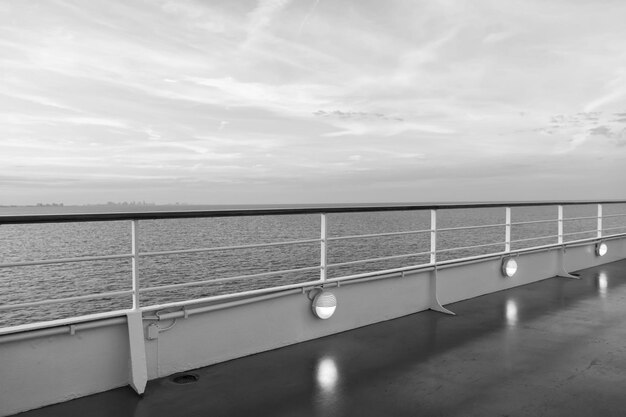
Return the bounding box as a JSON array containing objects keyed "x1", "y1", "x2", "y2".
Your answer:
[
  {"x1": 530, "y1": 110, "x2": 626, "y2": 151},
  {"x1": 584, "y1": 72, "x2": 626, "y2": 112},
  {"x1": 314, "y1": 109, "x2": 454, "y2": 137},
  {"x1": 297, "y1": 0, "x2": 320, "y2": 36},
  {"x1": 0, "y1": 92, "x2": 80, "y2": 112},
  {"x1": 588, "y1": 126, "x2": 611, "y2": 136},
  {"x1": 0, "y1": 113, "x2": 129, "y2": 129},
  {"x1": 482, "y1": 31, "x2": 514, "y2": 44},
  {"x1": 185, "y1": 76, "x2": 336, "y2": 115},
  {"x1": 587, "y1": 125, "x2": 626, "y2": 146},
  {"x1": 322, "y1": 120, "x2": 455, "y2": 137},
  {"x1": 247, "y1": 0, "x2": 291, "y2": 41},
  {"x1": 584, "y1": 89, "x2": 626, "y2": 113},
  {"x1": 314, "y1": 110, "x2": 403, "y2": 122}
]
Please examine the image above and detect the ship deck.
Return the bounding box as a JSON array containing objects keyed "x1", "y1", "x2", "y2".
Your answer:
[{"x1": 15, "y1": 259, "x2": 626, "y2": 417}]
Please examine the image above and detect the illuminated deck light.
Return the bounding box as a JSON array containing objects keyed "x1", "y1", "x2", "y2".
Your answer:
[
  {"x1": 502, "y1": 258, "x2": 518, "y2": 277},
  {"x1": 312, "y1": 291, "x2": 337, "y2": 319}
]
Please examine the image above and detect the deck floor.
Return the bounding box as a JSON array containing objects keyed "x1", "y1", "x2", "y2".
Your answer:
[{"x1": 15, "y1": 259, "x2": 626, "y2": 417}]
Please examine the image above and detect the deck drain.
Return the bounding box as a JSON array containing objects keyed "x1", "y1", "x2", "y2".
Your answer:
[{"x1": 171, "y1": 373, "x2": 199, "y2": 384}]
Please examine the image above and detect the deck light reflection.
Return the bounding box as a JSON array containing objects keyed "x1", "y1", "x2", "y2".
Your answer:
[
  {"x1": 596, "y1": 242, "x2": 608, "y2": 257},
  {"x1": 505, "y1": 299, "x2": 518, "y2": 326},
  {"x1": 502, "y1": 258, "x2": 518, "y2": 278},
  {"x1": 316, "y1": 356, "x2": 338, "y2": 392},
  {"x1": 598, "y1": 272, "x2": 608, "y2": 297}
]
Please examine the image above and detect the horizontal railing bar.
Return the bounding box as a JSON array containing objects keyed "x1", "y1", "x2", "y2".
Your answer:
[
  {"x1": 140, "y1": 278, "x2": 326, "y2": 311},
  {"x1": 562, "y1": 216, "x2": 598, "y2": 221},
  {"x1": 327, "y1": 229, "x2": 430, "y2": 241},
  {"x1": 603, "y1": 225, "x2": 626, "y2": 231},
  {"x1": 510, "y1": 234, "x2": 557, "y2": 243},
  {"x1": 148, "y1": 289, "x2": 305, "y2": 321},
  {"x1": 3, "y1": 200, "x2": 626, "y2": 224},
  {"x1": 435, "y1": 241, "x2": 504, "y2": 253},
  {"x1": 601, "y1": 232, "x2": 626, "y2": 240},
  {"x1": 325, "y1": 242, "x2": 560, "y2": 283},
  {"x1": 0, "y1": 316, "x2": 128, "y2": 344},
  {"x1": 327, "y1": 251, "x2": 432, "y2": 268},
  {"x1": 510, "y1": 219, "x2": 555, "y2": 226},
  {"x1": 335, "y1": 242, "x2": 576, "y2": 283},
  {"x1": 561, "y1": 229, "x2": 597, "y2": 237},
  {"x1": 324, "y1": 263, "x2": 435, "y2": 284},
  {"x1": 601, "y1": 213, "x2": 626, "y2": 218},
  {"x1": 427, "y1": 233, "x2": 625, "y2": 271},
  {"x1": 139, "y1": 265, "x2": 321, "y2": 293},
  {"x1": 438, "y1": 223, "x2": 505, "y2": 232},
  {"x1": 140, "y1": 238, "x2": 320, "y2": 257},
  {"x1": 0, "y1": 310, "x2": 130, "y2": 336},
  {"x1": 0, "y1": 253, "x2": 133, "y2": 268},
  {"x1": 0, "y1": 290, "x2": 133, "y2": 311}
]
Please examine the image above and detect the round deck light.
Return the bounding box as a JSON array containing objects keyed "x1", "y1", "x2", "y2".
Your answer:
[
  {"x1": 596, "y1": 242, "x2": 608, "y2": 257},
  {"x1": 502, "y1": 258, "x2": 518, "y2": 278},
  {"x1": 312, "y1": 291, "x2": 337, "y2": 319}
]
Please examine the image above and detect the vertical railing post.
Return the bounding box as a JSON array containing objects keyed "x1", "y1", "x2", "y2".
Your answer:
[
  {"x1": 320, "y1": 213, "x2": 327, "y2": 282},
  {"x1": 131, "y1": 220, "x2": 140, "y2": 310},
  {"x1": 557, "y1": 205, "x2": 564, "y2": 244},
  {"x1": 556, "y1": 206, "x2": 580, "y2": 279},
  {"x1": 597, "y1": 204, "x2": 603, "y2": 238},
  {"x1": 505, "y1": 207, "x2": 511, "y2": 253},
  {"x1": 430, "y1": 210, "x2": 437, "y2": 265},
  {"x1": 428, "y1": 209, "x2": 454, "y2": 315},
  {"x1": 127, "y1": 219, "x2": 147, "y2": 395}
]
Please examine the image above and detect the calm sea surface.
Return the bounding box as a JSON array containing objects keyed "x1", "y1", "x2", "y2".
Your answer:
[{"x1": 1, "y1": 204, "x2": 625, "y2": 327}]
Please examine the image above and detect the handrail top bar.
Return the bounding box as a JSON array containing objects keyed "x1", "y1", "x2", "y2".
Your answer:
[{"x1": 2, "y1": 200, "x2": 626, "y2": 224}]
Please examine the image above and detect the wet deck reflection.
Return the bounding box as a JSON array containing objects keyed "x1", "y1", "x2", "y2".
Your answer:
[{"x1": 16, "y1": 259, "x2": 626, "y2": 417}]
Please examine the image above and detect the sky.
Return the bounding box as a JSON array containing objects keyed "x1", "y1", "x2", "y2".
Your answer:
[{"x1": 1, "y1": 0, "x2": 626, "y2": 205}]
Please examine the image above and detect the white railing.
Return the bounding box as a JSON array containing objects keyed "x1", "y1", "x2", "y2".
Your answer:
[{"x1": 1, "y1": 201, "x2": 626, "y2": 332}]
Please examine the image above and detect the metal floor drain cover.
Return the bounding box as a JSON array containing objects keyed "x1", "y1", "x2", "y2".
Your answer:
[{"x1": 171, "y1": 373, "x2": 199, "y2": 384}]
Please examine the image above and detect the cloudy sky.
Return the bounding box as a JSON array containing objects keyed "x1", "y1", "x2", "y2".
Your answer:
[{"x1": 1, "y1": 0, "x2": 626, "y2": 205}]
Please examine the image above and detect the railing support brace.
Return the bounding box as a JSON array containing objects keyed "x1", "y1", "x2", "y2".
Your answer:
[
  {"x1": 127, "y1": 310, "x2": 148, "y2": 394},
  {"x1": 428, "y1": 210, "x2": 455, "y2": 315},
  {"x1": 556, "y1": 246, "x2": 580, "y2": 279},
  {"x1": 429, "y1": 267, "x2": 456, "y2": 315}
]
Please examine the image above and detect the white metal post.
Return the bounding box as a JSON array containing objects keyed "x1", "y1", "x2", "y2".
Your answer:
[
  {"x1": 505, "y1": 207, "x2": 511, "y2": 253},
  {"x1": 597, "y1": 204, "x2": 603, "y2": 238},
  {"x1": 430, "y1": 210, "x2": 437, "y2": 264},
  {"x1": 557, "y1": 205, "x2": 564, "y2": 244},
  {"x1": 320, "y1": 213, "x2": 327, "y2": 282},
  {"x1": 428, "y1": 209, "x2": 454, "y2": 315},
  {"x1": 131, "y1": 220, "x2": 140, "y2": 310},
  {"x1": 127, "y1": 219, "x2": 147, "y2": 394}
]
